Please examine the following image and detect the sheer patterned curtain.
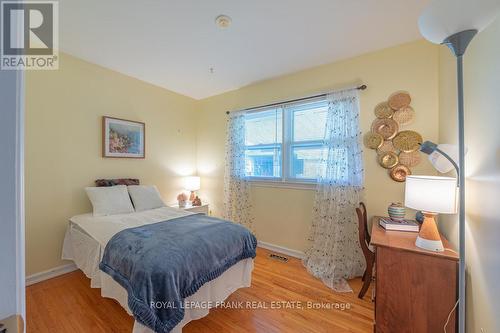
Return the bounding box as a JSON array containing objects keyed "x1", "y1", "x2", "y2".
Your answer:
[
  {"x1": 303, "y1": 89, "x2": 365, "y2": 292},
  {"x1": 223, "y1": 112, "x2": 254, "y2": 230}
]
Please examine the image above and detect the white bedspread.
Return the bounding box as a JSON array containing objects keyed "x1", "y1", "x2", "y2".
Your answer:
[
  {"x1": 62, "y1": 207, "x2": 254, "y2": 333},
  {"x1": 68, "y1": 206, "x2": 195, "y2": 247}
]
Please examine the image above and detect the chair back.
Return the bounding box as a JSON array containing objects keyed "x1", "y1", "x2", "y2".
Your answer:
[{"x1": 356, "y1": 202, "x2": 372, "y2": 256}]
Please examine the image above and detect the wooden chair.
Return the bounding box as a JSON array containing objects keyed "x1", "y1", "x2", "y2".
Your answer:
[{"x1": 356, "y1": 202, "x2": 375, "y2": 299}]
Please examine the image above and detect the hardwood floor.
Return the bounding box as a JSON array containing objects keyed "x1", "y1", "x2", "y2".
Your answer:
[{"x1": 27, "y1": 248, "x2": 374, "y2": 332}]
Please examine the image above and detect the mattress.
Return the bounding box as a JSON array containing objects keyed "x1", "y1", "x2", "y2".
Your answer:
[{"x1": 62, "y1": 207, "x2": 254, "y2": 333}]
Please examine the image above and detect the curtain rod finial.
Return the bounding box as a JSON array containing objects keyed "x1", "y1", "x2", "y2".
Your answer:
[{"x1": 358, "y1": 85, "x2": 367, "y2": 90}]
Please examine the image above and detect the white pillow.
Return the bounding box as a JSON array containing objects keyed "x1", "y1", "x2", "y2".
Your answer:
[
  {"x1": 127, "y1": 185, "x2": 166, "y2": 212},
  {"x1": 85, "y1": 185, "x2": 135, "y2": 216}
]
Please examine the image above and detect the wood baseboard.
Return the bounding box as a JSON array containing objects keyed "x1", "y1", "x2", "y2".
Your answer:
[
  {"x1": 26, "y1": 263, "x2": 77, "y2": 286},
  {"x1": 257, "y1": 241, "x2": 305, "y2": 259}
]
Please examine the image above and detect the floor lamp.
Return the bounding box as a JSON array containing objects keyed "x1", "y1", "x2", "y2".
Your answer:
[{"x1": 418, "y1": 1, "x2": 500, "y2": 332}]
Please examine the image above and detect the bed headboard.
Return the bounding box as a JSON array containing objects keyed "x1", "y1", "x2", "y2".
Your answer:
[{"x1": 95, "y1": 178, "x2": 140, "y2": 187}]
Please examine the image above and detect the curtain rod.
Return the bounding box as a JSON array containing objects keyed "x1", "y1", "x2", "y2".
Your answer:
[{"x1": 225, "y1": 84, "x2": 367, "y2": 115}]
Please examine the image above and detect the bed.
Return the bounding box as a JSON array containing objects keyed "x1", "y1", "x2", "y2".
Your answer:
[{"x1": 62, "y1": 182, "x2": 255, "y2": 333}]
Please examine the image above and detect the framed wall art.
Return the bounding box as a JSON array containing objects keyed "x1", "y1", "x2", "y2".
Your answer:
[{"x1": 102, "y1": 116, "x2": 145, "y2": 158}]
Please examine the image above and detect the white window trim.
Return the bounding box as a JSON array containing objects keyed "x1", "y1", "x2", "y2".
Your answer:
[{"x1": 245, "y1": 96, "x2": 327, "y2": 186}]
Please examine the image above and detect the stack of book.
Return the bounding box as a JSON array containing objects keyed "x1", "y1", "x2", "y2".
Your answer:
[{"x1": 379, "y1": 217, "x2": 419, "y2": 232}]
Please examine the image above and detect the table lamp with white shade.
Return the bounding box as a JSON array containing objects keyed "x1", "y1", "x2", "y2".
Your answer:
[
  {"x1": 183, "y1": 176, "x2": 201, "y2": 203},
  {"x1": 404, "y1": 176, "x2": 457, "y2": 252}
]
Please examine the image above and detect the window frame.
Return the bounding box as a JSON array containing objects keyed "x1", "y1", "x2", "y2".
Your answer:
[
  {"x1": 243, "y1": 107, "x2": 283, "y2": 182},
  {"x1": 243, "y1": 96, "x2": 328, "y2": 187}
]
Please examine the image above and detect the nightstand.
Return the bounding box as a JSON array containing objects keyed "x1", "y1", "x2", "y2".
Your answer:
[{"x1": 172, "y1": 203, "x2": 209, "y2": 215}]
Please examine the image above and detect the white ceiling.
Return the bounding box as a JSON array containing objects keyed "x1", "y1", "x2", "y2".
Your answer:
[{"x1": 60, "y1": 0, "x2": 429, "y2": 99}]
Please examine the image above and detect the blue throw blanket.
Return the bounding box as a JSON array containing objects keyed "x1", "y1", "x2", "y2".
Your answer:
[{"x1": 99, "y1": 214, "x2": 257, "y2": 333}]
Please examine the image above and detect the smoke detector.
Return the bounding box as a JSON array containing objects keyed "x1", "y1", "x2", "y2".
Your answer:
[{"x1": 215, "y1": 15, "x2": 232, "y2": 29}]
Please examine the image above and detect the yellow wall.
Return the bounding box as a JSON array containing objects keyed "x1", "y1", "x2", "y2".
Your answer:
[
  {"x1": 196, "y1": 40, "x2": 440, "y2": 252},
  {"x1": 26, "y1": 41, "x2": 441, "y2": 276},
  {"x1": 25, "y1": 53, "x2": 198, "y2": 275},
  {"x1": 438, "y1": 17, "x2": 500, "y2": 333}
]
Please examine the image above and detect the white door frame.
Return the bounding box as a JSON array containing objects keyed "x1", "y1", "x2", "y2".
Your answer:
[
  {"x1": 0, "y1": 69, "x2": 26, "y2": 327},
  {"x1": 0, "y1": 0, "x2": 26, "y2": 327},
  {"x1": 15, "y1": 62, "x2": 26, "y2": 324}
]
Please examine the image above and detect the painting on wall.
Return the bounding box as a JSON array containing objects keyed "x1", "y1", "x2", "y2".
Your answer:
[{"x1": 102, "y1": 116, "x2": 145, "y2": 158}]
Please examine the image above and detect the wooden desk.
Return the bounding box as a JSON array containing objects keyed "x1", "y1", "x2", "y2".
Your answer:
[{"x1": 371, "y1": 217, "x2": 458, "y2": 333}]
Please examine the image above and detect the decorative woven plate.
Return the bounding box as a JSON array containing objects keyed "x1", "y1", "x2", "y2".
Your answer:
[
  {"x1": 393, "y1": 106, "x2": 415, "y2": 126},
  {"x1": 364, "y1": 132, "x2": 384, "y2": 149},
  {"x1": 377, "y1": 140, "x2": 397, "y2": 155},
  {"x1": 388, "y1": 91, "x2": 411, "y2": 110},
  {"x1": 374, "y1": 102, "x2": 394, "y2": 119},
  {"x1": 398, "y1": 151, "x2": 421, "y2": 168},
  {"x1": 379, "y1": 152, "x2": 399, "y2": 169},
  {"x1": 392, "y1": 130, "x2": 423, "y2": 152},
  {"x1": 390, "y1": 164, "x2": 411, "y2": 182},
  {"x1": 371, "y1": 118, "x2": 399, "y2": 140}
]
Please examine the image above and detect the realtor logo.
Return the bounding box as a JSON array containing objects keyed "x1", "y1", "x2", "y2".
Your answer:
[{"x1": 1, "y1": 1, "x2": 58, "y2": 70}]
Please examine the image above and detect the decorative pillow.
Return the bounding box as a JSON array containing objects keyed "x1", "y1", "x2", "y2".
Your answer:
[
  {"x1": 127, "y1": 185, "x2": 166, "y2": 212},
  {"x1": 95, "y1": 178, "x2": 140, "y2": 187},
  {"x1": 85, "y1": 185, "x2": 135, "y2": 216}
]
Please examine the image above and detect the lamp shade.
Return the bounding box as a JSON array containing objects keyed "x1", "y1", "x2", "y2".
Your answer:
[
  {"x1": 429, "y1": 144, "x2": 461, "y2": 173},
  {"x1": 183, "y1": 176, "x2": 200, "y2": 191},
  {"x1": 405, "y1": 176, "x2": 457, "y2": 214},
  {"x1": 418, "y1": 0, "x2": 500, "y2": 44}
]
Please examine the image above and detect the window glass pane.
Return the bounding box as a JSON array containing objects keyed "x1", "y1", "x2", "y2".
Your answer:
[
  {"x1": 245, "y1": 147, "x2": 281, "y2": 178},
  {"x1": 245, "y1": 108, "x2": 282, "y2": 146},
  {"x1": 292, "y1": 101, "x2": 328, "y2": 142},
  {"x1": 291, "y1": 145, "x2": 327, "y2": 180}
]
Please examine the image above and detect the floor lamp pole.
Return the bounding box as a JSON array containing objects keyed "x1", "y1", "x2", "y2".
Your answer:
[
  {"x1": 456, "y1": 53, "x2": 466, "y2": 333},
  {"x1": 443, "y1": 29, "x2": 477, "y2": 333}
]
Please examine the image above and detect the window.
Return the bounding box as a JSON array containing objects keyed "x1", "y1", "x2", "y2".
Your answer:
[
  {"x1": 290, "y1": 100, "x2": 328, "y2": 180},
  {"x1": 244, "y1": 97, "x2": 329, "y2": 183},
  {"x1": 244, "y1": 108, "x2": 282, "y2": 179}
]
